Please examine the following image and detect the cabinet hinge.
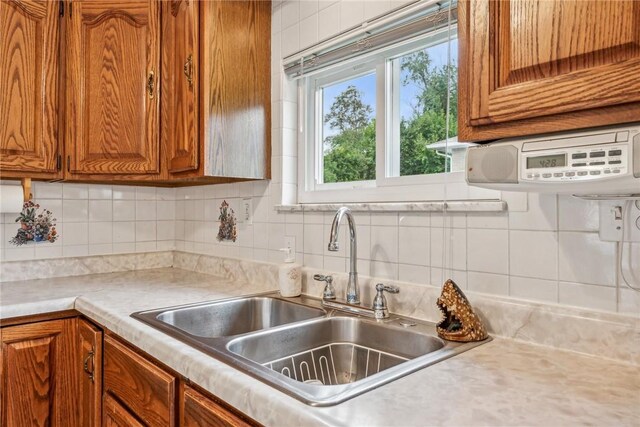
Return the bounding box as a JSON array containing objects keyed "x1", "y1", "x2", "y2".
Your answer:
[
  {"x1": 66, "y1": 156, "x2": 70, "y2": 172},
  {"x1": 56, "y1": 155, "x2": 62, "y2": 170},
  {"x1": 59, "y1": 1, "x2": 64, "y2": 17}
]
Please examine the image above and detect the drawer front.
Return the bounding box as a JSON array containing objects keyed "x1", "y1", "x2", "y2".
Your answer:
[
  {"x1": 104, "y1": 335, "x2": 176, "y2": 427},
  {"x1": 181, "y1": 385, "x2": 252, "y2": 427}
]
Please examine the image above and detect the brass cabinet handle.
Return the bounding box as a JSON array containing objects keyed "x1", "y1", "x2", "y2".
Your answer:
[
  {"x1": 147, "y1": 71, "x2": 155, "y2": 99},
  {"x1": 183, "y1": 54, "x2": 193, "y2": 89},
  {"x1": 83, "y1": 347, "x2": 95, "y2": 383}
]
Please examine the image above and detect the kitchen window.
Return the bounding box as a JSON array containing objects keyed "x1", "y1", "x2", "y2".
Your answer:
[{"x1": 286, "y1": 2, "x2": 476, "y2": 204}]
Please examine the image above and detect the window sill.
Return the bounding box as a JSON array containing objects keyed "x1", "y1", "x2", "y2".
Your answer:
[{"x1": 275, "y1": 200, "x2": 506, "y2": 213}]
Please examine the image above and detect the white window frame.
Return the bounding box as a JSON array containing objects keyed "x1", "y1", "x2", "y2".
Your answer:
[{"x1": 297, "y1": 25, "x2": 477, "y2": 204}]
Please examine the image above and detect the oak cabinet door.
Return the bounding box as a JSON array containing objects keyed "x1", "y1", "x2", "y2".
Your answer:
[
  {"x1": 201, "y1": 0, "x2": 271, "y2": 179},
  {"x1": 103, "y1": 335, "x2": 176, "y2": 427},
  {"x1": 0, "y1": 0, "x2": 61, "y2": 177},
  {"x1": 459, "y1": 0, "x2": 640, "y2": 141},
  {"x1": 0, "y1": 318, "x2": 79, "y2": 427},
  {"x1": 78, "y1": 318, "x2": 102, "y2": 427},
  {"x1": 162, "y1": 0, "x2": 199, "y2": 175},
  {"x1": 66, "y1": 0, "x2": 160, "y2": 175}
]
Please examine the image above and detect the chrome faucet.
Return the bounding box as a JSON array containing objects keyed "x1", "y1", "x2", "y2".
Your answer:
[{"x1": 328, "y1": 207, "x2": 359, "y2": 304}]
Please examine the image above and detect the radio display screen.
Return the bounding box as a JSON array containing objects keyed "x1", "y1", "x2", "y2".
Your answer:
[{"x1": 526, "y1": 154, "x2": 566, "y2": 169}]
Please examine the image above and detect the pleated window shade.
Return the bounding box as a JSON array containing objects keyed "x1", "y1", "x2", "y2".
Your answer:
[{"x1": 283, "y1": 0, "x2": 456, "y2": 79}]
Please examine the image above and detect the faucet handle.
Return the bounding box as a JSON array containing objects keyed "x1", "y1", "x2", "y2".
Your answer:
[
  {"x1": 313, "y1": 274, "x2": 336, "y2": 300},
  {"x1": 375, "y1": 283, "x2": 399, "y2": 294},
  {"x1": 373, "y1": 283, "x2": 399, "y2": 319}
]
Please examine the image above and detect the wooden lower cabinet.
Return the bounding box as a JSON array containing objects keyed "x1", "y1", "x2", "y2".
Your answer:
[
  {"x1": 2, "y1": 314, "x2": 257, "y2": 427},
  {"x1": 0, "y1": 318, "x2": 79, "y2": 427}
]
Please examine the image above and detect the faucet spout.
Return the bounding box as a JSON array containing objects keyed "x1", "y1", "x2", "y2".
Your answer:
[{"x1": 328, "y1": 207, "x2": 359, "y2": 304}]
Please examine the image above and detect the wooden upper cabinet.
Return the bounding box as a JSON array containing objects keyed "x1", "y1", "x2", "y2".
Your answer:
[
  {"x1": 201, "y1": 0, "x2": 271, "y2": 179},
  {"x1": 162, "y1": 0, "x2": 199, "y2": 175},
  {"x1": 66, "y1": 0, "x2": 160, "y2": 176},
  {"x1": 0, "y1": 0, "x2": 61, "y2": 178},
  {"x1": 459, "y1": 0, "x2": 640, "y2": 141},
  {"x1": 0, "y1": 318, "x2": 79, "y2": 427}
]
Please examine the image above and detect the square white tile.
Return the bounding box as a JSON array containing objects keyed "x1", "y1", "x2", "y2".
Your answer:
[
  {"x1": 398, "y1": 226, "x2": 429, "y2": 266},
  {"x1": 89, "y1": 222, "x2": 113, "y2": 245},
  {"x1": 467, "y1": 228, "x2": 509, "y2": 275},
  {"x1": 467, "y1": 272, "x2": 509, "y2": 296},
  {"x1": 509, "y1": 276, "x2": 558, "y2": 304},
  {"x1": 88, "y1": 200, "x2": 112, "y2": 222},
  {"x1": 558, "y1": 232, "x2": 616, "y2": 286},
  {"x1": 113, "y1": 201, "x2": 135, "y2": 222},
  {"x1": 509, "y1": 230, "x2": 557, "y2": 280}
]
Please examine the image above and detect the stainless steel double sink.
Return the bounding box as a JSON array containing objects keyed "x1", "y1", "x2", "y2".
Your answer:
[{"x1": 132, "y1": 293, "x2": 488, "y2": 406}]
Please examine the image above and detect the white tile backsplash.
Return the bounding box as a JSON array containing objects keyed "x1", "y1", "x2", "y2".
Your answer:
[
  {"x1": 89, "y1": 200, "x2": 112, "y2": 222},
  {"x1": 509, "y1": 276, "x2": 559, "y2": 303},
  {"x1": 510, "y1": 230, "x2": 558, "y2": 280},
  {"x1": 559, "y1": 282, "x2": 617, "y2": 312},
  {"x1": 509, "y1": 193, "x2": 557, "y2": 231},
  {"x1": 467, "y1": 228, "x2": 509, "y2": 275},
  {"x1": 558, "y1": 232, "x2": 616, "y2": 286}
]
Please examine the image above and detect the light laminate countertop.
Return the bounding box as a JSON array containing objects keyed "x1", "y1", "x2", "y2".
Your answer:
[{"x1": 1, "y1": 267, "x2": 638, "y2": 426}]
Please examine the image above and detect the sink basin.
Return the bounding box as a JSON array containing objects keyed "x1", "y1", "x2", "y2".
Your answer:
[
  {"x1": 135, "y1": 296, "x2": 325, "y2": 338},
  {"x1": 227, "y1": 317, "x2": 444, "y2": 385},
  {"x1": 132, "y1": 293, "x2": 489, "y2": 406}
]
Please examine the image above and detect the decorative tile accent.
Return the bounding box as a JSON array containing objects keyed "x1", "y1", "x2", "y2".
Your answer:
[
  {"x1": 217, "y1": 200, "x2": 237, "y2": 242},
  {"x1": 9, "y1": 200, "x2": 59, "y2": 246}
]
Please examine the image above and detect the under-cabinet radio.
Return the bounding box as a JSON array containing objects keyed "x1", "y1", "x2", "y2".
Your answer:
[{"x1": 466, "y1": 123, "x2": 640, "y2": 196}]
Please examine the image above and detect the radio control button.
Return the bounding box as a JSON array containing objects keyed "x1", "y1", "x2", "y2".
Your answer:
[
  {"x1": 553, "y1": 173, "x2": 563, "y2": 177},
  {"x1": 589, "y1": 171, "x2": 601, "y2": 175},
  {"x1": 565, "y1": 172, "x2": 576, "y2": 177},
  {"x1": 573, "y1": 163, "x2": 587, "y2": 167},
  {"x1": 542, "y1": 173, "x2": 552, "y2": 178},
  {"x1": 608, "y1": 149, "x2": 622, "y2": 156},
  {"x1": 604, "y1": 169, "x2": 611, "y2": 174},
  {"x1": 590, "y1": 151, "x2": 605, "y2": 158},
  {"x1": 609, "y1": 160, "x2": 622, "y2": 165},
  {"x1": 613, "y1": 169, "x2": 621, "y2": 174},
  {"x1": 572, "y1": 153, "x2": 587, "y2": 159},
  {"x1": 527, "y1": 174, "x2": 533, "y2": 179},
  {"x1": 590, "y1": 161, "x2": 605, "y2": 166},
  {"x1": 616, "y1": 131, "x2": 629, "y2": 142},
  {"x1": 533, "y1": 174, "x2": 540, "y2": 178},
  {"x1": 577, "y1": 171, "x2": 588, "y2": 176}
]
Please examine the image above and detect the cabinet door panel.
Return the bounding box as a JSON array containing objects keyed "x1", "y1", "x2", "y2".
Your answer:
[
  {"x1": 0, "y1": 319, "x2": 78, "y2": 427},
  {"x1": 202, "y1": 0, "x2": 270, "y2": 179},
  {"x1": 104, "y1": 335, "x2": 176, "y2": 427},
  {"x1": 162, "y1": 0, "x2": 199, "y2": 174},
  {"x1": 66, "y1": 0, "x2": 160, "y2": 174},
  {"x1": 0, "y1": 0, "x2": 60, "y2": 175},
  {"x1": 78, "y1": 318, "x2": 102, "y2": 427},
  {"x1": 468, "y1": 0, "x2": 640, "y2": 125}
]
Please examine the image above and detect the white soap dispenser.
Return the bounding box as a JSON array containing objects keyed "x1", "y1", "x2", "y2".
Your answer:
[{"x1": 278, "y1": 246, "x2": 301, "y2": 297}]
